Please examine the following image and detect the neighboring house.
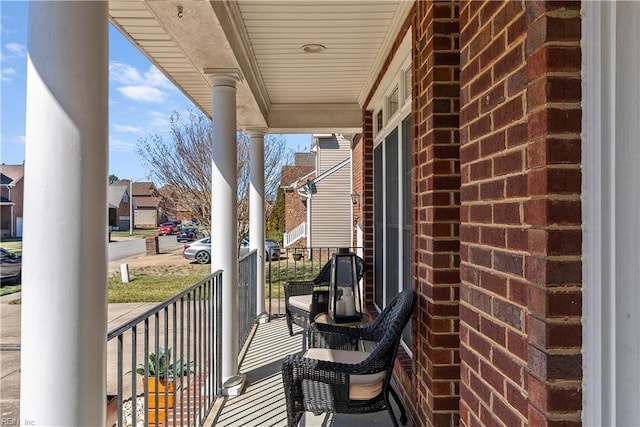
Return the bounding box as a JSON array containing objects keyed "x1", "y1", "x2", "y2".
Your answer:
[
  {"x1": 282, "y1": 134, "x2": 353, "y2": 249},
  {"x1": 280, "y1": 164, "x2": 314, "y2": 248},
  {"x1": 113, "y1": 180, "x2": 163, "y2": 228},
  {"x1": 0, "y1": 165, "x2": 24, "y2": 238},
  {"x1": 158, "y1": 185, "x2": 196, "y2": 223},
  {"x1": 107, "y1": 184, "x2": 131, "y2": 230}
]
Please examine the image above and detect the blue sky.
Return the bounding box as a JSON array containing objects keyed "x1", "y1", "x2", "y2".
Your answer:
[{"x1": 0, "y1": 1, "x2": 311, "y2": 181}]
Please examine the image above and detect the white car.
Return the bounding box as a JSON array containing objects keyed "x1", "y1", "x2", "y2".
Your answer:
[
  {"x1": 0, "y1": 248, "x2": 21, "y2": 283},
  {"x1": 239, "y1": 237, "x2": 281, "y2": 261},
  {"x1": 182, "y1": 237, "x2": 281, "y2": 264}
]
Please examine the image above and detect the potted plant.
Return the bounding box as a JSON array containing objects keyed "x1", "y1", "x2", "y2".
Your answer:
[{"x1": 135, "y1": 347, "x2": 195, "y2": 425}]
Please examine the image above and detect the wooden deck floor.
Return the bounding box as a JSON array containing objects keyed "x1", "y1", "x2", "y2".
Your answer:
[{"x1": 205, "y1": 318, "x2": 409, "y2": 427}]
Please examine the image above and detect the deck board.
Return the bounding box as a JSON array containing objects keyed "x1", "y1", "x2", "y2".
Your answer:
[{"x1": 206, "y1": 318, "x2": 409, "y2": 427}]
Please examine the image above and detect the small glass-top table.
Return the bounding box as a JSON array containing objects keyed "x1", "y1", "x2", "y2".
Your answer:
[{"x1": 314, "y1": 312, "x2": 371, "y2": 328}]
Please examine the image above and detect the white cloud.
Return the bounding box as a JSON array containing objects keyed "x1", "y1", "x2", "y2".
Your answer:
[
  {"x1": 5, "y1": 42, "x2": 25, "y2": 57},
  {"x1": 1, "y1": 67, "x2": 16, "y2": 82},
  {"x1": 113, "y1": 124, "x2": 142, "y2": 134},
  {"x1": 144, "y1": 66, "x2": 173, "y2": 89},
  {"x1": 118, "y1": 85, "x2": 164, "y2": 103},
  {"x1": 109, "y1": 137, "x2": 136, "y2": 152},
  {"x1": 109, "y1": 62, "x2": 143, "y2": 85},
  {"x1": 11, "y1": 135, "x2": 25, "y2": 144},
  {"x1": 110, "y1": 62, "x2": 174, "y2": 103}
]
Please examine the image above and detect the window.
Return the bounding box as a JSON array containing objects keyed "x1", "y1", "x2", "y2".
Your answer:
[
  {"x1": 403, "y1": 68, "x2": 412, "y2": 102},
  {"x1": 371, "y1": 56, "x2": 413, "y2": 351},
  {"x1": 388, "y1": 86, "x2": 399, "y2": 118}
]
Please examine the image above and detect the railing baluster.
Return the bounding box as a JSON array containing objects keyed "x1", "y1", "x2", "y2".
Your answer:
[
  {"x1": 131, "y1": 326, "x2": 137, "y2": 427},
  {"x1": 154, "y1": 312, "x2": 160, "y2": 427},
  {"x1": 144, "y1": 318, "x2": 149, "y2": 427},
  {"x1": 186, "y1": 292, "x2": 191, "y2": 427},
  {"x1": 172, "y1": 302, "x2": 177, "y2": 427},
  {"x1": 179, "y1": 296, "x2": 185, "y2": 427},
  {"x1": 117, "y1": 335, "x2": 123, "y2": 427}
]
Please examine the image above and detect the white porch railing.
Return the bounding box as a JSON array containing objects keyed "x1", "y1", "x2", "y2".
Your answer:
[{"x1": 283, "y1": 222, "x2": 307, "y2": 247}]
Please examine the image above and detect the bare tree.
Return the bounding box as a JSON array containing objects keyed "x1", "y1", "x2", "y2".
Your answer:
[{"x1": 137, "y1": 110, "x2": 290, "y2": 244}]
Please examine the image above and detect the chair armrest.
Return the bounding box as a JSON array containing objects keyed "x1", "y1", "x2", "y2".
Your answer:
[
  {"x1": 309, "y1": 290, "x2": 330, "y2": 319},
  {"x1": 284, "y1": 281, "x2": 315, "y2": 299},
  {"x1": 281, "y1": 354, "x2": 352, "y2": 405},
  {"x1": 307, "y1": 323, "x2": 362, "y2": 350}
]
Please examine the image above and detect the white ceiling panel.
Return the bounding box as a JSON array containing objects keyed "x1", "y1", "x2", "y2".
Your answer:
[{"x1": 109, "y1": 0, "x2": 413, "y2": 132}]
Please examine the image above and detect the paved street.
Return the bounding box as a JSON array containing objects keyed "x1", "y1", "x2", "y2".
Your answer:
[{"x1": 108, "y1": 235, "x2": 180, "y2": 261}]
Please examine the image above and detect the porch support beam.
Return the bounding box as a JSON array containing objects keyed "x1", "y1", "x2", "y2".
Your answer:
[
  {"x1": 247, "y1": 129, "x2": 267, "y2": 321},
  {"x1": 207, "y1": 69, "x2": 245, "y2": 390},
  {"x1": 20, "y1": 1, "x2": 108, "y2": 424}
]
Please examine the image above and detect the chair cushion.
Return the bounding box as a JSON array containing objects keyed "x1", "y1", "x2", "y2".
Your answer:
[
  {"x1": 289, "y1": 294, "x2": 312, "y2": 312},
  {"x1": 304, "y1": 348, "x2": 384, "y2": 400}
]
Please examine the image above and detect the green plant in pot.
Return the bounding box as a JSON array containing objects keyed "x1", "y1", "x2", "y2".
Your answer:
[{"x1": 135, "y1": 347, "x2": 195, "y2": 424}]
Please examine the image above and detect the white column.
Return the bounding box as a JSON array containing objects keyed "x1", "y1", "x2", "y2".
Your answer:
[
  {"x1": 248, "y1": 130, "x2": 267, "y2": 320},
  {"x1": 207, "y1": 70, "x2": 242, "y2": 384},
  {"x1": 21, "y1": 2, "x2": 108, "y2": 425}
]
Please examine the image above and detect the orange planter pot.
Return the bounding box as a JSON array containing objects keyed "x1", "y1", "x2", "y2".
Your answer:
[{"x1": 144, "y1": 378, "x2": 176, "y2": 424}]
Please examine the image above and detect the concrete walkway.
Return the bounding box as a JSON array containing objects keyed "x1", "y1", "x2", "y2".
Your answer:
[{"x1": 0, "y1": 291, "x2": 158, "y2": 421}]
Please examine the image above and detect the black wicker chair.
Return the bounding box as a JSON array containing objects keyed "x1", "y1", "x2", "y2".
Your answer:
[
  {"x1": 281, "y1": 289, "x2": 416, "y2": 427},
  {"x1": 284, "y1": 255, "x2": 365, "y2": 336}
]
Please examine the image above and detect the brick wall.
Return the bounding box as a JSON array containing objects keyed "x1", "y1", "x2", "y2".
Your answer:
[
  {"x1": 458, "y1": 1, "x2": 582, "y2": 426},
  {"x1": 284, "y1": 190, "x2": 308, "y2": 234},
  {"x1": 412, "y1": 1, "x2": 462, "y2": 425}
]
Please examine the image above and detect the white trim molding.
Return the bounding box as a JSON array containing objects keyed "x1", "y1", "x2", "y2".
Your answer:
[{"x1": 582, "y1": 2, "x2": 640, "y2": 425}]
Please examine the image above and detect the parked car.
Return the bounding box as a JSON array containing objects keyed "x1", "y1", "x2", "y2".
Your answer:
[
  {"x1": 158, "y1": 222, "x2": 180, "y2": 235},
  {"x1": 183, "y1": 237, "x2": 211, "y2": 264},
  {"x1": 176, "y1": 227, "x2": 204, "y2": 242},
  {"x1": 182, "y1": 237, "x2": 282, "y2": 264},
  {"x1": 240, "y1": 237, "x2": 281, "y2": 261},
  {"x1": 0, "y1": 248, "x2": 21, "y2": 283}
]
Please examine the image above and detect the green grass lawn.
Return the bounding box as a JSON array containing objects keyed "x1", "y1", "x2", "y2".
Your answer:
[
  {"x1": 0, "y1": 241, "x2": 22, "y2": 254},
  {"x1": 0, "y1": 285, "x2": 21, "y2": 297},
  {"x1": 108, "y1": 264, "x2": 210, "y2": 303},
  {"x1": 266, "y1": 260, "x2": 323, "y2": 298},
  {"x1": 3, "y1": 256, "x2": 318, "y2": 303}
]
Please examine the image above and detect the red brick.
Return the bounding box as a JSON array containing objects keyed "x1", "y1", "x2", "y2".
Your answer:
[
  {"x1": 480, "y1": 316, "x2": 506, "y2": 346},
  {"x1": 493, "y1": 96, "x2": 524, "y2": 130},
  {"x1": 493, "y1": 298, "x2": 523, "y2": 330},
  {"x1": 469, "y1": 203, "x2": 492, "y2": 223},
  {"x1": 479, "y1": 359, "x2": 505, "y2": 392},
  {"x1": 493, "y1": 346, "x2": 524, "y2": 384},
  {"x1": 493, "y1": 394, "x2": 524, "y2": 427},
  {"x1": 507, "y1": 329, "x2": 527, "y2": 361},
  {"x1": 507, "y1": 228, "x2": 528, "y2": 251},
  {"x1": 494, "y1": 202, "x2": 521, "y2": 224},
  {"x1": 480, "y1": 226, "x2": 506, "y2": 247},
  {"x1": 480, "y1": 270, "x2": 507, "y2": 297},
  {"x1": 468, "y1": 328, "x2": 492, "y2": 361},
  {"x1": 508, "y1": 278, "x2": 528, "y2": 307},
  {"x1": 493, "y1": 250, "x2": 523, "y2": 276},
  {"x1": 494, "y1": 150, "x2": 524, "y2": 176}
]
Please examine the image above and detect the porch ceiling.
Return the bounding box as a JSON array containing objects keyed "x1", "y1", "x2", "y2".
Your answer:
[{"x1": 108, "y1": 0, "x2": 412, "y2": 133}]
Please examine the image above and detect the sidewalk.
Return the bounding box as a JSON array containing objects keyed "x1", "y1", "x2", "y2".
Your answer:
[{"x1": 0, "y1": 249, "x2": 188, "y2": 421}]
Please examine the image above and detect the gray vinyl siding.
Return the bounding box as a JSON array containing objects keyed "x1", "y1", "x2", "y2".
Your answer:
[
  {"x1": 310, "y1": 134, "x2": 352, "y2": 248},
  {"x1": 317, "y1": 135, "x2": 350, "y2": 174},
  {"x1": 135, "y1": 209, "x2": 157, "y2": 228}
]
